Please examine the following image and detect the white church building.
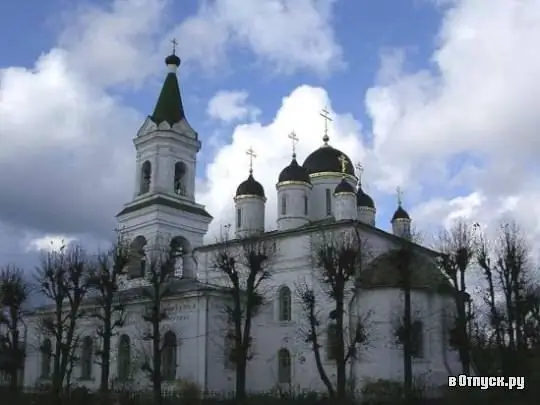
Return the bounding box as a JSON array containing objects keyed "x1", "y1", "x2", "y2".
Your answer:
[{"x1": 21, "y1": 50, "x2": 462, "y2": 394}]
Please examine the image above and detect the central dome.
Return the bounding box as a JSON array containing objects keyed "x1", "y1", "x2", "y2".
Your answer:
[{"x1": 302, "y1": 146, "x2": 355, "y2": 176}]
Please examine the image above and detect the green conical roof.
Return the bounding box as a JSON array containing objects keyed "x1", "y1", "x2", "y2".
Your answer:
[{"x1": 151, "y1": 56, "x2": 186, "y2": 126}]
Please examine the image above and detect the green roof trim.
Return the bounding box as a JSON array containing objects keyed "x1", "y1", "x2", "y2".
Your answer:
[
  {"x1": 116, "y1": 196, "x2": 212, "y2": 219},
  {"x1": 151, "y1": 72, "x2": 186, "y2": 126}
]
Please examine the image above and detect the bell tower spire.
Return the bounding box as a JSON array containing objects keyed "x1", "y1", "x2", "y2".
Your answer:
[{"x1": 116, "y1": 44, "x2": 212, "y2": 283}]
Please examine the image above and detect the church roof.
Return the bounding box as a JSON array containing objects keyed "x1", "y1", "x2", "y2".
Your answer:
[
  {"x1": 356, "y1": 185, "x2": 375, "y2": 208},
  {"x1": 278, "y1": 157, "x2": 311, "y2": 184},
  {"x1": 236, "y1": 174, "x2": 265, "y2": 198},
  {"x1": 116, "y1": 195, "x2": 212, "y2": 219},
  {"x1": 334, "y1": 178, "x2": 355, "y2": 194},
  {"x1": 391, "y1": 205, "x2": 410, "y2": 221},
  {"x1": 150, "y1": 54, "x2": 186, "y2": 126},
  {"x1": 302, "y1": 145, "x2": 355, "y2": 176},
  {"x1": 358, "y1": 250, "x2": 454, "y2": 294}
]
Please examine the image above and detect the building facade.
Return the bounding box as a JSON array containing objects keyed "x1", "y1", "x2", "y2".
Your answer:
[{"x1": 20, "y1": 50, "x2": 462, "y2": 394}]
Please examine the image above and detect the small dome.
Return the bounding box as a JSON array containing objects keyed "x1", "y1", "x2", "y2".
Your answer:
[
  {"x1": 356, "y1": 186, "x2": 375, "y2": 208},
  {"x1": 278, "y1": 157, "x2": 311, "y2": 184},
  {"x1": 334, "y1": 178, "x2": 355, "y2": 194},
  {"x1": 236, "y1": 174, "x2": 265, "y2": 198},
  {"x1": 165, "y1": 54, "x2": 181, "y2": 66},
  {"x1": 391, "y1": 206, "x2": 410, "y2": 221},
  {"x1": 303, "y1": 146, "x2": 355, "y2": 176}
]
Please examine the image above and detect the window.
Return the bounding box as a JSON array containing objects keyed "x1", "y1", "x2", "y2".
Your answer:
[
  {"x1": 327, "y1": 323, "x2": 339, "y2": 360},
  {"x1": 117, "y1": 335, "x2": 131, "y2": 381},
  {"x1": 162, "y1": 331, "x2": 177, "y2": 381},
  {"x1": 236, "y1": 208, "x2": 242, "y2": 229},
  {"x1": 277, "y1": 348, "x2": 292, "y2": 384},
  {"x1": 325, "y1": 189, "x2": 332, "y2": 216},
  {"x1": 278, "y1": 286, "x2": 292, "y2": 322},
  {"x1": 40, "y1": 338, "x2": 52, "y2": 378},
  {"x1": 281, "y1": 195, "x2": 287, "y2": 215},
  {"x1": 174, "y1": 162, "x2": 187, "y2": 196},
  {"x1": 80, "y1": 336, "x2": 93, "y2": 380},
  {"x1": 140, "y1": 160, "x2": 151, "y2": 194},
  {"x1": 411, "y1": 320, "x2": 424, "y2": 358},
  {"x1": 304, "y1": 195, "x2": 308, "y2": 215}
]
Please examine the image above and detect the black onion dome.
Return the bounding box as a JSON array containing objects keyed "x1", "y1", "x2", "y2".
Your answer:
[
  {"x1": 356, "y1": 186, "x2": 375, "y2": 208},
  {"x1": 236, "y1": 174, "x2": 265, "y2": 198},
  {"x1": 278, "y1": 158, "x2": 311, "y2": 184},
  {"x1": 165, "y1": 54, "x2": 181, "y2": 66},
  {"x1": 302, "y1": 146, "x2": 355, "y2": 176},
  {"x1": 391, "y1": 206, "x2": 410, "y2": 221},
  {"x1": 334, "y1": 178, "x2": 355, "y2": 194}
]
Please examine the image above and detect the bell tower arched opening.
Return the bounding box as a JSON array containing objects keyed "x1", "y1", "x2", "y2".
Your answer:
[
  {"x1": 140, "y1": 161, "x2": 152, "y2": 194},
  {"x1": 127, "y1": 235, "x2": 147, "y2": 279},
  {"x1": 174, "y1": 161, "x2": 187, "y2": 196},
  {"x1": 170, "y1": 236, "x2": 193, "y2": 278}
]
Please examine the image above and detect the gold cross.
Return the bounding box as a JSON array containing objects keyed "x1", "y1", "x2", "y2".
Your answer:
[
  {"x1": 320, "y1": 107, "x2": 332, "y2": 145},
  {"x1": 355, "y1": 162, "x2": 363, "y2": 184},
  {"x1": 397, "y1": 186, "x2": 403, "y2": 206},
  {"x1": 338, "y1": 155, "x2": 348, "y2": 174},
  {"x1": 171, "y1": 38, "x2": 178, "y2": 54},
  {"x1": 288, "y1": 130, "x2": 299, "y2": 156},
  {"x1": 246, "y1": 147, "x2": 256, "y2": 174}
]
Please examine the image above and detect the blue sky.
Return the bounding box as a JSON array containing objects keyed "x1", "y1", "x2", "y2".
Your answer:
[{"x1": 0, "y1": 0, "x2": 539, "y2": 269}]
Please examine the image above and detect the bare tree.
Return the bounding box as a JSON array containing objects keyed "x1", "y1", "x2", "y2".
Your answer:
[
  {"x1": 475, "y1": 222, "x2": 539, "y2": 376},
  {"x1": 210, "y1": 235, "x2": 276, "y2": 401},
  {"x1": 435, "y1": 221, "x2": 475, "y2": 374},
  {"x1": 35, "y1": 244, "x2": 92, "y2": 399},
  {"x1": 0, "y1": 266, "x2": 31, "y2": 394},
  {"x1": 138, "y1": 241, "x2": 176, "y2": 405},
  {"x1": 297, "y1": 226, "x2": 370, "y2": 401},
  {"x1": 87, "y1": 235, "x2": 129, "y2": 395}
]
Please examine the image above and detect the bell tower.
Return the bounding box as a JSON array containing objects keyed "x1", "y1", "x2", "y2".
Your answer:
[{"x1": 116, "y1": 41, "x2": 212, "y2": 280}]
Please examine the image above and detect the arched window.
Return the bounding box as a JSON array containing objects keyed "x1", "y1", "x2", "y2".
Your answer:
[
  {"x1": 304, "y1": 194, "x2": 309, "y2": 215},
  {"x1": 117, "y1": 334, "x2": 131, "y2": 381},
  {"x1": 327, "y1": 323, "x2": 339, "y2": 360},
  {"x1": 40, "y1": 338, "x2": 52, "y2": 378},
  {"x1": 162, "y1": 331, "x2": 177, "y2": 381},
  {"x1": 325, "y1": 188, "x2": 332, "y2": 216},
  {"x1": 174, "y1": 162, "x2": 187, "y2": 196},
  {"x1": 140, "y1": 160, "x2": 152, "y2": 194},
  {"x1": 411, "y1": 320, "x2": 424, "y2": 358},
  {"x1": 236, "y1": 208, "x2": 242, "y2": 229},
  {"x1": 281, "y1": 195, "x2": 287, "y2": 215},
  {"x1": 80, "y1": 336, "x2": 93, "y2": 380},
  {"x1": 277, "y1": 348, "x2": 291, "y2": 384},
  {"x1": 128, "y1": 236, "x2": 147, "y2": 279},
  {"x1": 278, "y1": 286, "x2": 292, "y2": 322}
]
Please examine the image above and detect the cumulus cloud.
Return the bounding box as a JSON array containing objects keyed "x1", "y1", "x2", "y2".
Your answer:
[
  {"x1": 197, "y1": 85, "x2": 366, "y2": 239},
  {"x1": 170, "y1": 0, "x2": 343, "y2": 75},
  {"x1": 363, "y1": 0, "x2": 540, "y2": 240},
  {"x1": 207, "y1": 90, "x2": 260, "y2": 123}
]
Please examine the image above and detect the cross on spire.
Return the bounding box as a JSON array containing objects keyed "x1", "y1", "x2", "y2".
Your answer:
[
  {"x1": 320, "y1": 107, "x2": 332, "y2": 145},
  {"x1": 171, "y1": 38, "x2": 178, "y2": 55},
  {"x1": 288, "y1": 130, "x2": 299, "y2": 157},
  {"x1": 246, "y1": 147, "x2": 256, "y2": 174},
  {"x1": 355, "y1": 162, "x2": 364, "y2": 185},
  {"x1": 338, "y1": 155, "x2": 348, "y2": 175},
  {"x1": 397, "y1": 186, "x2": 403, "y2": 206}
]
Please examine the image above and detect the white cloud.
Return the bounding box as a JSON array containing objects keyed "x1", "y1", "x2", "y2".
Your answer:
[
  {"x1": 27, "y1": 235, "x2": 77, "y2": 253},
  {"x1": 197, "y1": 85, "x2": 365, "y2": 239},
  {"x1": 362, "y1": 0, "x2": 540, "y2": 241},
  {"x1": 171, "y1": 0, "x2": 343, "y2": 75},
  {"x1": 207, "y1": 90, "x2": 261, "y2": 123}
]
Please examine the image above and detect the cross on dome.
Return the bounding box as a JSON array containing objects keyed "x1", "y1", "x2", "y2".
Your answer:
[
  {"x1": 355, "y1": 162, "x2": 364, "y2": 185},
  {"x1": 320, "y1": 107, "x2": 332, "y2": 145},
  {"x1": 338, "y1": 154, "x2": 348, "y2": 174},
  {"x1": 246, "y1": 147, "x2": 257, "y2": 174},
  {"x1": 288, "y1": 130, "x2": 299, "y2": 157},
  {"x1": 171, "y1": 38, "x2": 178, "y2": 55},
  {"x1": 396, "y1": 186, "x2": 403, "y2": 206}
]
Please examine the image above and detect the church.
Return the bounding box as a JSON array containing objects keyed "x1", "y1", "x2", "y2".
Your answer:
[{"x1": 21, "y1": 49, "x2": 462, "y2": 394}]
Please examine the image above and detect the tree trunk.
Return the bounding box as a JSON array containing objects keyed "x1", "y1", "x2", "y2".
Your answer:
[
  {"x1": 403, "y1": 285, "x2": 413, "y2": 400},
  {"x1": 235, "y1": 354, "x2": 247, "y2": 400},
  {"x1": 100, "y1": 327, "x2": 111, "y2": 394},
  {"x1": 336, "y1": 290, "x2": 347, "y2": 399}
]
